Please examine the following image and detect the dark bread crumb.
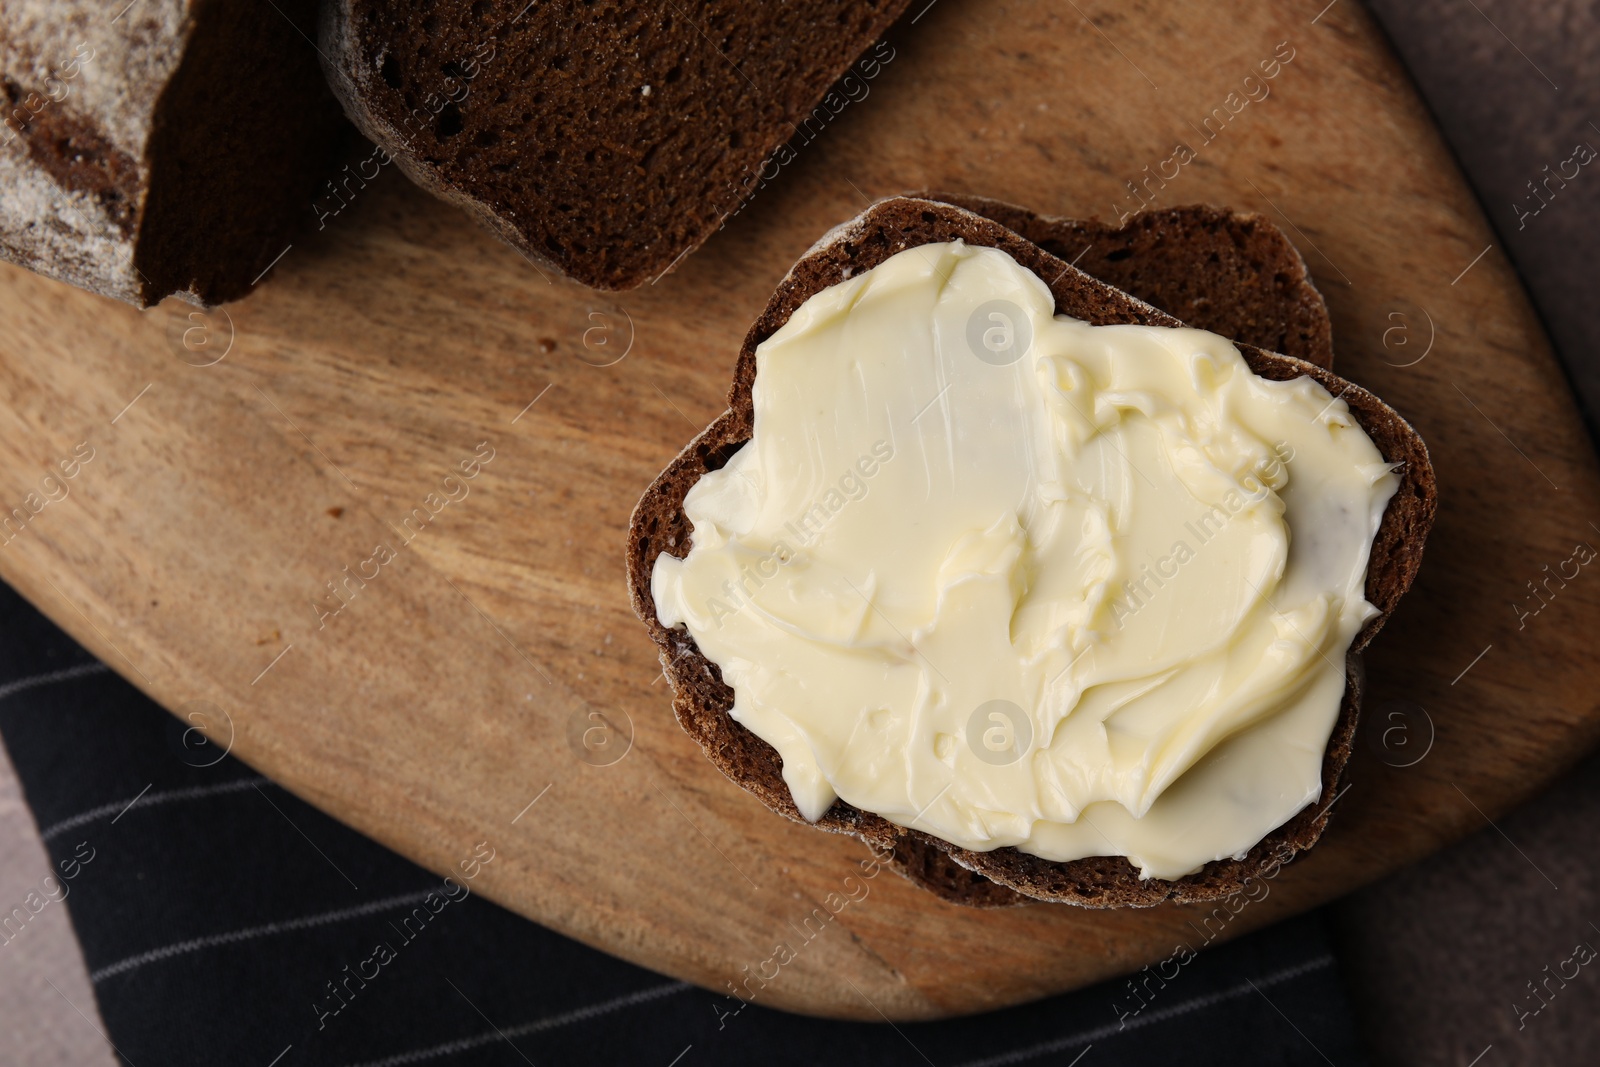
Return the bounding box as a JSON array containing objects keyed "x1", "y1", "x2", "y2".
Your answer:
[
  {"x1": 626, "y1": 196, "x2": 1437, "y2": 908},
  {"x1": 321, "y1": 0, "x2": 912, "y2": 290}
]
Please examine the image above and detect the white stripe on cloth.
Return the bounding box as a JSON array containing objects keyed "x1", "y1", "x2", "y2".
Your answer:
[
  {"x1": 90, "y1": 889, "x2": 442, "y2": 983},
  {"x1": 340, "y1": 982, "x2": 696, "y2": 1067},
  {"x1": 0, "y1": 661, "x2": 264, "y2": 846},
  {"x1": 0, "y1": 662, "x2": 111, "y2": 704},
  {"x1": 951, "y1": 954, "x2": 1337, "y2": 1067},
  {"x1": 40, "y1": 775, "x2": 268, "y2": 842}
]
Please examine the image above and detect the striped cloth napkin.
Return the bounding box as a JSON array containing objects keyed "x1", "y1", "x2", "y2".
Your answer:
[{"x1": 0, "y1": 582, "x2": 1366, "y2": 1066}]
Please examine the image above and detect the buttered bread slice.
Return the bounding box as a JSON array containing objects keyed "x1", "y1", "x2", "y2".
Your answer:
[{"x1": 628, "y1": 196, "x2": 1435, "y2": 908}]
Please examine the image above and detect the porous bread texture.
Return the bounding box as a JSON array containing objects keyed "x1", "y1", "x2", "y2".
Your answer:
[
  {"x1": 627, "y1": 195, "x2": 1437, "y2": 908},
  {"x1": 319, "y1": 0, "x2": 912, "y2": 290},
  {"x1": 0, "y1": 0, "x2": 342, "y2": 306}
]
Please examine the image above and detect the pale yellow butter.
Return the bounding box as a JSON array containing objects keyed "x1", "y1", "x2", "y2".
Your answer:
[{"x1": 653, "y1": 241, "x2": 1396, "y2": 880}]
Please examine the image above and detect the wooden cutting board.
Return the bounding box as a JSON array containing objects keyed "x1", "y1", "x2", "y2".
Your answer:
[{"x1": 2, "y1": 0, "x2": 1598, "y2": 1021}]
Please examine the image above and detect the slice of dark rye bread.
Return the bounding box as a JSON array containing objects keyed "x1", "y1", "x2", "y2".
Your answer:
[
  {"x1": 626, "y1": 196, "x2": 1437, "y2": 908},
  {"x1": 924, "y1": 192, "x2": 1335, "y2": 371},
  {"x1": 0, "y1": 0, "x2": 343, "y2": 307},
  {"x1": 319, "y1": 0, "x2": 911, "y2": 291}
]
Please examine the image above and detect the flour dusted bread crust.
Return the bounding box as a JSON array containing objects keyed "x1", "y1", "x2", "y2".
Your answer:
[
  {"x1": 627, "y1": 195, "x2": 1437, "y2": 908},
  {"x1": 319, "y1": 0, "x2": 911, "y2": 291},
  {"x1": 0, "y1": 0, "x2": 342, "y2": 306}
]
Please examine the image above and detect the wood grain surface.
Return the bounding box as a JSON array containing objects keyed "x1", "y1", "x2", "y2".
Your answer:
[{"x1": 1, "y1": 0, "x2": 1597, "y2": 1021}]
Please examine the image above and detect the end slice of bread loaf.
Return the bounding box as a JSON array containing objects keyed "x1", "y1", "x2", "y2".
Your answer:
[
  {"x1": 1, "y1": 0, "x2": 343, "y2": 306},
  {"x1": 319, "y1": 0, "x2": 911, "y2": 290},
  {"x1": 627, "y1": 195, "x2": 1437, "y2": 908}
]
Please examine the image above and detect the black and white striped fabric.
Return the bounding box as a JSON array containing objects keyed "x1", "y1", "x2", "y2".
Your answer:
[{"x1": 0, "y1": 582, "x2": 1367, "y2": 1066}]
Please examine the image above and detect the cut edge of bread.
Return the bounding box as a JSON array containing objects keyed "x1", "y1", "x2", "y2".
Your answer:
[{"x1": 626, "y1": 195, "x2": 1437, "y2": 908}]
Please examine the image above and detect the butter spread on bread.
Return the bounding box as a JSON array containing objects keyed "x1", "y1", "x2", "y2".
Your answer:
[{"x1": 652, "y1": 240, "x2": 1396, "y2": 880}]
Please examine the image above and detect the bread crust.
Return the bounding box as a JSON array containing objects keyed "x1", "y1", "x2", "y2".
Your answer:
[
  {"x1": 627, "y1": 195, "x2": 1436, "y2": 908},
  {"x1": 0, "y1": 0, "x2": 341, "y2": 306},
  {"x1": 923, "y1": 192, "x2": 1335, "y2": 370}
]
